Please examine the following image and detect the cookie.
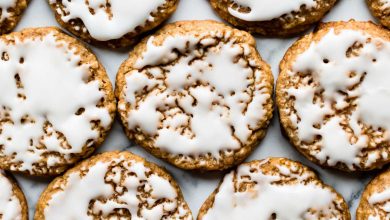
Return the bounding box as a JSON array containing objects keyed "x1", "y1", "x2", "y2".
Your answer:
[
  {"x1": 209, "y1": 0, "x2": 338, "y2": 37},
  {"x1": 0, "y1": 0, "x2": 28, "y2": 34},
  {"x1": 197, "y1": 157, "x2": 350, "y2": 220},
  {"x1": 357, "y1": 169, "x2": 390, "y2": 219},
  {"x1": 116, "y1": 20, "x2": 274, "y2": 171},
  {"x1": 35, "y1": 151, "x2": 192, "y2": 220},
  {"x1": 367, "y1": 0, "x2": 390, "y2": 29},
  {"x1": 0, "y1": 170, "x2": 28, "y2": 220},
  {"x1": 276, "y1": 20, "x2": 390, "y2": 171},
  {"x1": 0, "y1": 27, "x2": 116, "y2": 176},
  {"x1": 48, "y1": 0, "x2": 179, "y2": 48}
]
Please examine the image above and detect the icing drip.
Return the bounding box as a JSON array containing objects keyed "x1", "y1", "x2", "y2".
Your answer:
[
  {"x1": 50, "y1": 0, "x2": 167, "y2": 41},
  {"x1": 228, "y1": 0, "x2": 317, "y2": 21}
]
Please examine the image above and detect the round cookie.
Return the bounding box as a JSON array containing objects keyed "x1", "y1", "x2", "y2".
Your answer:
[
  {"x1": 197, "y1": 157, "x2": 350, "y2": 220},
  {"x1": 277, "y1": 20, "x2": 390, "y2": 171},
  {"x1": 0, "y1": 0, "x2": 28, "y2": 35},
  {"x1": 48, "y1": 0, "x2": 179, "y2": 48},
  {"x1": 209, "y1": 0, "x2": 338, "y2": 37},
  {"x1": 35, "y1": 151, "x2": 192, "y2": 220},
  {"x1": 367, "y1": 0, "x2": 390, "y2": 29},
  {"x1": 0, "y1": 170, "x2": 28, "y2": 220},
  {"x1": 0, "y1": 27, "x2": 116, "y2": 176},
  {"x1": 357, "y1": 169, "x2": 390, "y2": 219},
  {"x1": 116, "y1": 20, "x2": 274, "y2": 171}
]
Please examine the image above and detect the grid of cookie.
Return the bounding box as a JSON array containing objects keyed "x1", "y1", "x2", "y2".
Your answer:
[{"x1": 0, "y1": 1, "x2": 390, "y2": 220}]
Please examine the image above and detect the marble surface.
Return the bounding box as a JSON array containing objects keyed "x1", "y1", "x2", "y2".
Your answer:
[{"x1": 11, "y1": 0, "x2": 382, "y2": 219}]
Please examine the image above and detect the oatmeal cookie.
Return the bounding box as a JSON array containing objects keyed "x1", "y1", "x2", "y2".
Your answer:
[
  {"x1": 367, "y1": 0, "x2": 390, "y2": 29},
  {"x1": 116, "y1": 20, "x2": 274, "y2": 171},
  {"x1": 0, "y1": 27, "x2": 116, "y2": 176},
  {"x1": 197, "y1": 157, "x2": 350, "y2": 220},
  {"x1": 35, "y1": 151, "x2": 192, "y2": 220},
  {"x1": 209, "y1": 0, "x2": 338, "y2": 36},
  {"x1": 0, "y1": 0, "x2": 28, "y2": 34},
  {"x1": 0, "y1": 170, "x2": 28, "y2": 220},
  {"x1": 277, "y1": 20, "x2": 390, "y2": 171},
  {"x1": 48, "y1": 0, "x2": 179, "y2": 48},
  {"x1": 357, "y1": 168, "x2": 390, "y2": 220}
]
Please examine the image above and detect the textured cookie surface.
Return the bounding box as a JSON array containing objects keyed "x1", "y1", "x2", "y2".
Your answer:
[
  {"x1": 35, "y1": 151, "x2": 192, "y2": 220},
  {"x1": 209, "y1": 0, "x2": 337, "y2": 36},
  {"x1": 0, "y1": 27, "x2": 116, "y2": 176},
  {"x1": 0, "y1": 170, "x2": 28, "y2": 220},
  {"x1": 357, "y1": 169, "x2": 390, "y2": 219},
  {"x1": 48, "y1": 0, "x2": 179, "y2": 48},
  {"x1": 277, "y1": 21, "x2": 390, "y2": 171},
  {"x1": 0, "y1": 0, "x2": 28, "y2": 34},
  {"x1": 116, "y1": 20, "x2": 274, "y2": 171},
  {"x1": 367, "y1": 0, "x2": 390, "y2": 29},
  {"x1": 197, "y1": 157, "x2": 350, "y2": 220}
]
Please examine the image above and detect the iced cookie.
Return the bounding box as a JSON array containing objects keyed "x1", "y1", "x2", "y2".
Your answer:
[
  {"x1": 357, "y1": 169, "x2": 390, "y2": 220},
  {"x1": 197, "y1": 157, "x2": 350, "y2": 220},
  {"x1": 0, "y1": 171, "x2": 28, "y2": 220},
  {"x1": 35, "y1": 151, "x2": 192, "y2": 220},
  {"x1": 276, "y1": 20, "x2": 390, "y2": 171},
  {"x1": 209, "y1": 0, "x2": 338, "y2": 36},
  {"x1": 0, "y1": 0, "x2": 28, "y2": 34},
  {"x1": 367, "y1": 0, "x2": 390, "y2": 29},
  {"x1": 48, "y1": 0, "x2": 179, "y2": 48},
  {"x1": 116, "y1": 20, "x2": 274, "y2": 171},
  {"x1": 0, "y1": 27, "x2": 116, "y2": 176}
]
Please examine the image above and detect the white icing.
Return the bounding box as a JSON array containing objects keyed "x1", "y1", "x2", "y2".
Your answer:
[
  {"x1": 49, "y1": 0, "x2": 167, "y2": 41},
  {"x1": 285, "y1": 28, "x2": 390, "y2": 170},
  {"x1": 201, "y1": 159, "x2": 343, "y2": 220},
  {"x1": 0, "y1": 0, "x2": 16, "y2": 22},
  {"x1": 228, "y1": 0, "x2": 317, "y2": 21},
  {"x1": 121, "y1": 34, "x2": 271, "y2": 157},
  {"x1": 0, "y1": 31, "x2": 112, "y2": 172},
  {"x1": 0, "y1": 171, "x2": 22, "y2": 220},
  {"x1": 380, "y1": 0, "x2": 390, "y2": 9},
  {"x1": 44, "y1": 155, "x2": 191, "y2": 220},
  {"x1": 368, "y1": 187, "x2": 390, "y2": 219}
]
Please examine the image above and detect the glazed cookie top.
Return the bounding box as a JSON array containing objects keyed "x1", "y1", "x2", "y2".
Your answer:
[
  {"x1": 228, "y1": 0, "x2": 317, "y2": 21},
  {"x1": 0, "y1": 0, "x2": 28, "y2": 34},
  {"x1": 277, "y1": 21, "x2": 390, "y2": 171},
  {"x1": 197, "y1": 158, "x2": 350, "y2": 220},
  {"x1": 0, "y1": 27, "x2": 115, "y2": 175},
  {"x1": 35, "y1": 152, "x2": 192, "y2": 220},
  {"x1": 48, "y1": 0, "x2": 178, "y2": 47},
  {"x1": 0, "y1": 171, "x2": 27, "y2": 220},
  {"x1": 116, "y1": 21, "x2": 273, "y2": 170},
  {"x1": 357, "y1": 169, "x2": 390, "y2": 219},
  {"x1": 0, "y1": 0, "x2": 17, "y2": 21}
]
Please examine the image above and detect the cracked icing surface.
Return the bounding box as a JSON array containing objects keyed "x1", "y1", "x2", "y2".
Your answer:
[
  {"x1": 37, "y1": 152, "x2": 192, "y2": 220},
  {"x1": 0, "y1": 171, "x2": 24, "y2": 220},
  {"x1": 277, "y1": 21, "x2": 390, "y2": 171},
  {"x1": 0, "y1": 0, "x2": 17, "y2": 22},
  {"x1": 198, "y1": 158, "x2": 349, "y2": 220},
  {"x1": 116, "y1": 21, "x2": 273, "y2": 170},
  {"x1": 228, "y1": 0, "x2": 317, "y2": 21},
  {"x1": 0, "y1": 28, "x2": 115, "y2": 175},
  {"x1": 49, "y1": 0, "x2": 168, "y2": 41}
]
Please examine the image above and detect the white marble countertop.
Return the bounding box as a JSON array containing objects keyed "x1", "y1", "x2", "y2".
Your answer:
[{"x1": 12, "y1": 0, "x2": 380, "y2": 219}]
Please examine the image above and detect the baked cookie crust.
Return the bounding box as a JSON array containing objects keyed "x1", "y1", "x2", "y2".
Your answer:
[
  {"x1": 367, "y1": 0, "x2": 390, "y2": 29},
  {"x1": 116, "y1": 20, "x2": 274, "y2": 171},
  {"x1": 0, "y1": 0, "x2": 28, "y2": 34}
]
